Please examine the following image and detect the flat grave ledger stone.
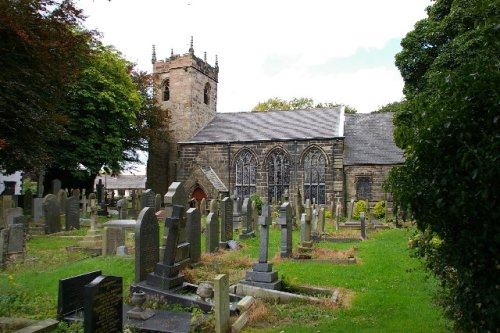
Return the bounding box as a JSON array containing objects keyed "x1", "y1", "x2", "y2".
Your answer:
[
  {"x1": 65, "y1": 196, "x2": 80, "y2": 230},
  {"x1": 220, "y1": 197, "x2": 233, "y2": 248},
  {"x1": 135, "y1": 207, "x2": 159, "y2": 283},
  {"x1": 57, "y1": 270, "x2": 102, "y2": 320},
  {"x1": 84, "y1": 275, "x2": 123, "y2": 333},
  {"x1": 186, "y1": 207, "x2": 201, "y2": 264},
  {"x1": 43, "y1": 194, "x2": 61, "y2": 234}
]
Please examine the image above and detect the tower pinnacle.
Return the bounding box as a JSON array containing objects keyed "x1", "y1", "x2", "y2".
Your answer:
[
  {"x1": 189, "y1": 36, "x2": 194, "y2": 54},
  {"x1": 151, "y1": 44, "x2": 157, "y2": 64}
]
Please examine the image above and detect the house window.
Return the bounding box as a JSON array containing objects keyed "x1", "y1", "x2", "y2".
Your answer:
[
  {"x1": 356, "y1": 176, "x2": 372, "y2": 200},
  {"x1": 163, "y1": 80, "x2": 170, "y2": 101},
  {"x1": 268, "y1": 149, "x2": 290, "y2": 204},
  {"x1": 235, "y1": 150, "x2": 256, "y2": 197},
  {"x1": 204, "y1": 83, "x2": 211, "y2": 105},
  {"x1": 303, "y1": 147, "x2": 326, "y2": 204}
]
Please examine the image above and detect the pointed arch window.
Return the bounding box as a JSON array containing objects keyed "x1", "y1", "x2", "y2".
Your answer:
[
  {"x1": 204, "y1": 82, "x2": 211, "y2": 105},
  {"x1": 163, "y1": 79, "x2": 170, "y2": 101},
  {"x1": 235, "y1": 150, "x2": 256, "y2": 197},
  {"x1": 268, "y1": 149, "x2": 290, "y2": 204},
  {"x1": 303, "y1": 147, "x2": 326, "y2": 204}
]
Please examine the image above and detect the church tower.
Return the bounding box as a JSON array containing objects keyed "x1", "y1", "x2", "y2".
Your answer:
[{"x1": 146, "y1": 38, "x2": 219, "y2": 195}]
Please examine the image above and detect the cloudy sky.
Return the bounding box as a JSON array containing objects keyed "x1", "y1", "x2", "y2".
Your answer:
[{"x1": 78, "y1": 0, "x2": 431, "y2": 114}]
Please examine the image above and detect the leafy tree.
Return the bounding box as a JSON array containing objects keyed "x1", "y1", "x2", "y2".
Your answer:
[
  {"x1": 0, "y1": 0, "x2": 94, "y2": 173},
  {"x1": 252, "y1": 97, "x2": 357, "y2": 113},
  {"x1": 388, "y1": 0, "x2": 499, "y2": 330},
  {"x1": 45, "y1": 44, "x2": 146, "y2": 188},
  {"x1": 372, "y1": 101, "x2": 404, "y2": 113}
]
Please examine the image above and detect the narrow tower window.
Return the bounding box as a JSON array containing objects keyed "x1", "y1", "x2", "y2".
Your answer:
[
  {"x1": 204, "y1": 82, "x2": 211, "y2": 105},
  {"x1": 163, "y1": 80, "x2": 170, "y2": 101}
]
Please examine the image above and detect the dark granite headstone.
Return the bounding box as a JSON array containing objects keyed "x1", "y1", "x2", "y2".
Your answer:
[
  {"x1": 23, "y1": 189, "x2": 33, "y2": 215},
  {"x1": 164, "y1": 182, "x2": 189, "y2": 268},
  {"x1": 141, "y1": 189, "x2": 155, "y2": 209},
  {"x1": 43, "y1": 194, "x2": 61, "y2": 234},
  {"x1": 220, "y1": 197, "x2": 233, "y2": 248},
  {"x1": 135, "y1": 207, "x2": 159, "y2": 283},
  {"x1": 65, "y1": 196, "x2": 80, "y2": 230},
  {"x1": 84, "y1": 275, "x2": 123, "y2": 333},
  {"x1": 186, "y1": 207, "x2": 201, "y2": 264},
  {"x1": 154, "y1": 193, "x2": 162, "y2": 212},
  {"x1": 52, "y1": 179, "x2": 61, "y2": 195},
  {"x1": 239, "y1": 198, "x2": 255, "y2": 239},
  {"x1": 96, "y1": 180, "x2": 104, "y2": 204},
  {"x1": 232, "y1": 194, "x2": 242, "y2": 230},
  {"x1": 205, "y1": 212, "x2": 219, "y2": 253},
  {"x1": 278, "y1": 202, "x2": 293, "y2": 258},
  {"x1": 57, "y1": 270, "x2": 102, "y2": 320}
]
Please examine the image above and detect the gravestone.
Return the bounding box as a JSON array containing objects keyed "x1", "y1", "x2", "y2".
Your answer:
[
  {"x1": 96, "y1": 179, "x2": 104, "y2": 204},
  {"x1": 219, "y1": 197, "x2": 233, "y2": 248},
  {"x1": 88, "y1": 193, "x2": 97, "y2": 212},
  {"x1": 318, "y1": 207, "x2": 325, "y2": 234},
  {"x1": 335, "y1": 199, "x2": 342, "y2": 231},
  {"x1": 72, "y1": 189, "x2": 80, "y2": 200},
  {"x1": 81, "y1": 191, "x2": 88, "y2": 216},
  {"x1": 278, "y1": 202, "x2": 293, "y2": 258},
  {"x1": 304, "y1": 199, "x2": 312, "y2": 240},
  {"x1": 141, "y1": 189, "x2": 155, "y2": 209},
  {"x1": 7, "y1": 224, "x2": 25, "y2": 255},
  {"x1": 65, "y1": 196, "x2": 80, "y2": 230},
  {"x1": 251, "y1": 201, "x2": 259, "y2": 232},
  {"x1": 214, "y1": 274, "x2": 230, "y2": 333},
  {"x1": 186, "y1": 207, "x2": 201, "y2": 264},
  {"x1": 240, "y1": 205, "x2": 282, "y2": 290},
  {"x1": 147, "y1": 205, "x2": 186, "y2": 290},
  {"x1": 231, "y1": 192, "x2": 242, "y2": 230},
  {"x1": 23, "y1": 189, "x2": 33, "y2": 215},
  {"x1": 239, "y1": 198, "x2": 255, "y2": 239},
  {"x1": 154, "y1": 193, "x2": 162, "y2": 212},
  {"x1": 102, "y1": 227, "x2": 125, "y2": 255},
  {"x1": 298, "y1": 213, "x2": 313, "y2": 258},
  {"x1": 135, "y1": 207, "x2": 159, "y2": 283},
  {"x1": 57, "y1": 270, "x2": 102, "y2": 320},
  {"x1": 116, "y1": 198, "x2": 128, "y2": 219},
  {"x1": 52, "y1": 179, "x2": 61, "y2": 195},
  {"x1": 129, "y1": 191, "x2": 137, "y2": 217},
  {"x1": 0, "y1": 195, "x2": 14, "y2": 228},
  {"x1": 360, "y1": 211, "x2": 367, "y2": 240},
  {"x1": 294, "y1": 187, "x2": 303, "y2": 218},
  {"x1": 311, "y1": 207, "x2": 318, "y2": 236},
  {"x1": 164, "y1": 182, "x2": 190, "y2": 268},
  {"x1": 84, "y1": 275, "x2": 123, "y2": 333},
  {"x1": 33, "y1": 197, "x2": 44, "y2": 223},
  {"x1": 199, "y1": 197, "x2": 207, "y2": 216},
  {"x1": 206, "y1": 199, "x2": 219, "y2": 253},
  {"x1": 57, "y1": 189, "x2": 68, "y2": 214},
  {"x1": 43, "y1": 194, "x2": 61, "y2": 234},
  {"x1": 348, "y1": 198, "x2": 355, "y2": 221},
  {"x1": 6, "y1": 207, "x2": 23, "y2": 225}
]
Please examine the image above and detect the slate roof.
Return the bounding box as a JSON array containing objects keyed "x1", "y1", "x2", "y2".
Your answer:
[
  {"x1": 343, "y1": 113, "x2": 404, "y2": 165},
  {"x1": 94, "y1": 175, "x2": 147, "y2": 190},
  {"x1": 181, "y1": 107, "x2": 343, "y2": 144},
  {"x1": 200, "y1": 166, "x2": 228, "y2": 192}
]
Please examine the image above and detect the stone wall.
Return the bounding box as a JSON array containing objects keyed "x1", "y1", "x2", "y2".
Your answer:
[{"x1": 178, "y1": 139, "x2": 344, "y2": 204}]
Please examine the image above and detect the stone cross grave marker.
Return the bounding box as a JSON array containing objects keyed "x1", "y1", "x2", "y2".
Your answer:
[
  {"x1": 278, "y1": 202, "x2": 293, "y2": 258},
  {"x1": 135, "y1": 207, "x2": 159, "y2": 283},
  {"x1": 186, "y1": 207, "x2": 201, "y2": 264},
  {"x1": 205, "y1": 200, "x2": 219, "y2": 253},
  {"x1": 65, "y1": 196, "x2": 80, "y2": 230},
  {"x1": 219, "y1": 197, "x2": 233, "y2": 248},
  {"x1": 147, "y1": 205, "x2": 186, "y2": 290},
  {"x1": 43, "y1": 194, "x2": 61, "y2": 234},
  {"x1": 57, "y1": 270, "x2": 102, "y2": 320},
  {"x1": 239, "y1": 198, "x2": 255, "y2": 239},
  {"x1": 164, "y1": 182, "x2": 189, "y2": 268},
  {"x1": 84, "y1": 275, "x2": 122, "y2": 333},
  {"x1": 141, "y1": 189, "x2": 155, "y2": 209}
]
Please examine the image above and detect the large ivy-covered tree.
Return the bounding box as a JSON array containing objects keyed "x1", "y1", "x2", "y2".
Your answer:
[
  {"x1": 0, "y1": 0, "x2": 94, "y2": 173},
  {"x1": 252, "y1": 97, "x2": 357, "y2": 113},
  {"x1": 389, "y1": 0, "x2": 499, "y2": 331}
]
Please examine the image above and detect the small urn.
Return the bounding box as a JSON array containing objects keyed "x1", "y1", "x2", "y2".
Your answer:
[{"x1": 131, "y1": 291, "x2": 147, "y2": 312}]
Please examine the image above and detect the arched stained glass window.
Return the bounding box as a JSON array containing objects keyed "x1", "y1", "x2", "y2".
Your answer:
[
  {"x1": 303, "y1": 147, "x2": 326, "y2": 204},
  {"x1": 235, "y1": 150, "x2": 256, "y2": 197},
  {"x1": 268, "y1": 149, "x2": 290, "y2": 203}
]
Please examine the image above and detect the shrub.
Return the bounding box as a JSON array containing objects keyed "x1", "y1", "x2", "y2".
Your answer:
[
  {"x1": 373, "y1": 201, "x2": 385, "y2": 219},
  {"x1": 250, "y1": 192, "x2": 263, "y2": 215},
  {"x1": 352, "y1": 200, "x2": 367, "y2": 220}
]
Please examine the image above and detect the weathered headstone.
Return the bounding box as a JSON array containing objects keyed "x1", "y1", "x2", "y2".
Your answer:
[
  {"x1": 318, "y1": 207, "x2": 325, "y2": 234},
  {"x1": 6, "y1": 207, "x2": 23, "y2": 225},
  {"x1": 298, "y1": 213, "x2": 313, "y2": 259},
  {"x1": 335, "y1": 199, "x2": 342, "y2": 231},
  {"x1": 205, "y1": 209, "x2": 219, "y2": 253},
  {"x1": 81, "y1": 190, "x2": 88, "y2": 216},
  {"x1": 348, "y1": 198, "x2": 355, "y2": 221},
  {"x1": 231, "y1": 192, "x2": 242, "y2": 230},
  {"x1": 96, "y1": 179, "x2": 104, "y2": 204},
  {"x1": 239, "y1": 198, "x2": 255, "y2": 239},
  {"x1": 57, "y1": 189, "x2": 68, "y2": 214},
  {"x1": 0, "y1": 228, "x2": 8, "y2": 266},
  {"x1": 0, "y1": 195, "x2": 14, "y2": 228},
  {"x1": 186, "y1": 207, "x2": 201, "y2": 264},
  {"x1": 214, "y1": 274, "x2": 230, "y2": 333},
  {"x1": 129, "y1": 191, "x2": 137, "y2": 217},
  {"x1": 164, "y1": 182, "x2": 189, "y2": 268},
  {"x1": 294, "y1": 187, "x2": 303, "y2": 218},
  {"x1": 43, "y1": 194, "x2": 61, "y2": 234},
  {"x1": 33, "y1": 197, "x2": 44, "y2": 223},
  {"x1": 251, "y1": 200, "x2": 259, "y2": 232},
  {"x1": 88, "y1": 193, "x2": 97, "y2": 211},
  {"x1": 5, "y1": 224, "x2": 25, "y2": 260},
  {"x1": 219, "y1": 197, "x2": 233, "y2": 248},
  {"x1": 147, "y1": 205, "x2": 186, "y2": 289},
  {"x1": 52, "y1": 179, "x2": 61, "y2": 195},
  {"x1": 135, "y1": 207, "x2": 159, "y2": 283},
  {"x1": 141, "y1": 189, "x2": 155, "y2": 209},
  {"x1": 199, "y1": 197, "x2": 207, "y2": 216},
  {"x1": 154, "y1": 193, "x2": 162, "y2": 212},
  {"x1": 84, "y1": 275, "x2": 123, "y2": 333},
  {"x1": 102, "y1": 227, "x2": 125, "y2": 255},
  {"x1": 72, "y1": 189, "x2": 80, "y2": 200},
  {"x1": 241, "y1": 205, "x2": 282, "y2": 290},
  {"x1": 23, "y1": 189, "x2": 33, "y2": 215},
  {"x1": 57, "y1": 270, "x2": 102, "y2": 320},
  {"x1": 278, "y1": 202, "x2": 293, "y2": 258},
  {"x1": 65, "y1": 196, "x2": 80, "y2": 230},
  {"x1": 116, "y1": 198, "x2": 128, "y2": 219},
  {"x1": 360, "y1": 211, "x2": 367, "y2": 240}
]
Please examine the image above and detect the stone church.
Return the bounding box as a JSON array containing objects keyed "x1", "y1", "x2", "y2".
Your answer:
[{"x1": 146, "y1": 41, "x2": 403, "y2": 214}]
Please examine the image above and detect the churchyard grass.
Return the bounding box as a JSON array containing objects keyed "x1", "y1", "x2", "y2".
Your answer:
[{"x1": 0, "y1": 222, "x2": 449, "y2": 332}]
